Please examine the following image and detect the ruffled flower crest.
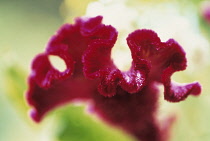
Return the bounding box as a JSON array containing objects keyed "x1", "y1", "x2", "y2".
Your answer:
[
  {"x1": 26, "y1": 16, "x2": 118, "y2": 122},
  {"x1": 26, "y1": 16, "x2": 201, "y2": 141}
]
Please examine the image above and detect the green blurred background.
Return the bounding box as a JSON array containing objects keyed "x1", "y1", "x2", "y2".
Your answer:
[{"x1": 0, "y1": 0, "x2": 210, "y2": 141}]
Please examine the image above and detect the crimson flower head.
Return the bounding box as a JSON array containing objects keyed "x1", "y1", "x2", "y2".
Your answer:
[{"x1": 26, "y1": 16, "x2": 201, "y2": 141}]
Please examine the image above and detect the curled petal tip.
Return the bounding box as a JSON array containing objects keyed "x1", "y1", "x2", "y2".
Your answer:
[
  {"x1": 30, "y1": 109, "x2": 42, "y2": 123},
  {"x1": 164, "y1": 81, "x2": 202, "y2": 102},
  {"x1": 190, "y1": 82, "x2": 202, "y2": 96}
]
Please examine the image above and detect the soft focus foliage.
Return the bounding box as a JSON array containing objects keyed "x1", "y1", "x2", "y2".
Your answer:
[
  {"x1": 55, "y1": 105, "x2": 135, "y2": 141},
  {"x1": 0, "y1": 0, "x2": 210, "y2": 141}
]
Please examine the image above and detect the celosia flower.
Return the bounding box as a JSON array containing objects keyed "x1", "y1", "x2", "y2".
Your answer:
[{"x1": 26, "y1": 16, "x2": 201, "y2": 141}]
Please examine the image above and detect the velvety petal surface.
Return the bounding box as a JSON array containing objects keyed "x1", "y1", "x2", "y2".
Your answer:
[
  {"x1": 26, "y1": 16, "x2": 117, "y2": 122},
  {"x1": 26, "y1": 16, "x2": 202, "y2": 141},
  {"x1": 83, "y1": 36, "x2": 150, "y2": 97},
  {"x1": 127, "y1": 30, "x2": 201, "y2": 102},
  {"x1": 83, "y1": 28, "x2": 201, "y2": 141},
  {"x1": 91, "y1": 83, "x2": 162, "y2": 141}
]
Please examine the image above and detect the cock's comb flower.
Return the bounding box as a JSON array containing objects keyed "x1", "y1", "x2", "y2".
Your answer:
[{"x1": 26, "y1": 16, "x2": 201, "y2": 141}]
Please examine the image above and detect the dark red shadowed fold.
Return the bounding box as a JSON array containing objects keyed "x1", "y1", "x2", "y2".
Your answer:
[
  {"x1": 26, "y1": 16, "x2": 118, "y2": 122},
  {"x1": 26, "y1": 16, "x2": 201, "y2": 141},
  {"x1": 126, "y1": 30, "x2": 201, "y2": 102}
]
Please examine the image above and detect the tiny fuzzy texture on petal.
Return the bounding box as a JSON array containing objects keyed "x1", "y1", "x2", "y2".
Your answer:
[
  {"x1": 83, "y1": 28, "x2": 201, "y2": 141},
  {"x1": 26, "y1": 16, "x2": 201, "y2": 141},
  {"x1": 26, "y1": 16, "x2": 118, "y2": 122}
]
